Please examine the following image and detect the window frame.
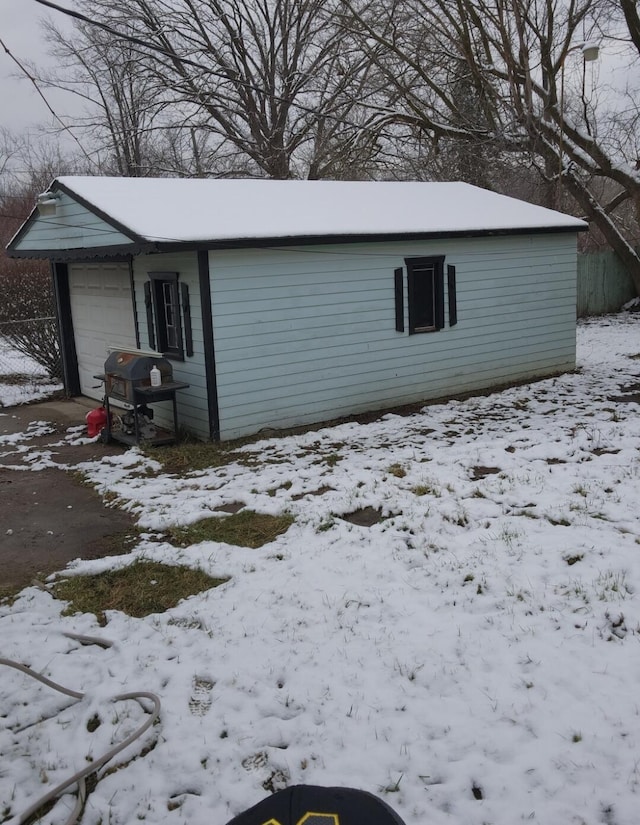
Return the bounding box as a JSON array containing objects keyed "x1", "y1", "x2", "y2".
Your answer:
[
  {"x1": 406, "y1": 255, "x2": 445, "y2": 334},
  {"x1": 148, "y1": 271, "x2": 184, "y2": 360}
]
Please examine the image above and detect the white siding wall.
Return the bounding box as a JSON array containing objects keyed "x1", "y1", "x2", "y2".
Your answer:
[
  {"x1": 210, "y1": 233, "x2": 577, "y2": 440},
  {"x1": 13, "y1": 192, "x2": 132, "y2": 251},
  {"x1": 132, "y1": 252, "x2": 210, "y2": 440}
]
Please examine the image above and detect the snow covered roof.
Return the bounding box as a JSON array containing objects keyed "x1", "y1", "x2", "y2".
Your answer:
[{"x1": 52, "y1": 176, "x2": 585, "y2": 244}]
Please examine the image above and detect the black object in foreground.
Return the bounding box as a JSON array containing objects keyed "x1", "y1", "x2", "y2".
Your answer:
[{"x1": 225, "y1": 784, "x2": 407, "y2": 825}]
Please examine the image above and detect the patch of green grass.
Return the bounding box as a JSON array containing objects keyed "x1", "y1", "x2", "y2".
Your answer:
[
  {"x1": 572, "y1": 483, "x2": 590, "y2": 497},
  {"x1": 53, "y1": 560, "x2": 228, "y2": 621},
  {"x1": 514, "y1": 508, "x2": 538, "y2": 519},
  {"x1": 267, "y1": 481, "x2": 293, "y2": 497},
  {"x1": 411, "y1": 482, "x2": 440, "y2": 497},
  {"x1": 443, "y1": 507, "x2": 469, "y2": 527},
  {"x1": 547, "y1": 515, "x2": 572, "y2": 526},
  {"x1": 0, "y1": 586, "x2": 20, "y2": 606},
  {"x1": 144, "y1": 442, "x2": 243, "y2": 474},
  {"x1": 596, "y1": 570, "x2": 632, "y2": 601},
  {"x1": 167, "y1": 510, "x2": 294, "y2": 548},
  {"x1": 564, "y1": 553, "x2": 584, "y2": 566}
]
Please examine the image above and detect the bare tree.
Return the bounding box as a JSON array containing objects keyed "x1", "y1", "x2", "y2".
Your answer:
[
  {"x1": 341, "y1": 0, "x2": 640, "y2": 293},
  {"x1": 47, "y1": 0, "x2": 379, "y2": 179},
  {"x1": 38, "y1": 13, "x2": 174, "y2": 176},
  {"x1": 0, "y1": 135, "x2": 83, "y2": 380},
  {"x1": 0, "y1": 179, "x2": 60, "y2": 380},
  {"x1": 620, "y1": 0, "x2": 640, "y2": 54}
]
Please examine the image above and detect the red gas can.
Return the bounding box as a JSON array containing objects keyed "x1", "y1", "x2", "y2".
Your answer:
[{"x1": 86, "y1": 406, "x2": 108, "y2": 437}]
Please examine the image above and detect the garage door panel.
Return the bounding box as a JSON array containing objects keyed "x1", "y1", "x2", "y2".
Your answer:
[{"x1": 69, "y1": 263, "x2": 137, "y2": 401}]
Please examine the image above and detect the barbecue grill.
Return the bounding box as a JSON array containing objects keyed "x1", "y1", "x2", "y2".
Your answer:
[
  {"x1": 96, "y1": 350, "x2": 189, "y2": 446},
  {"x1": 103, "y1": 350, "x2": 173, "y2": 403}
]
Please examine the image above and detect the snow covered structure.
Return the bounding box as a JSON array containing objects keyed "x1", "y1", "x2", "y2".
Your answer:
[{"x1": 8, "y1": 178, "x2": 586, "y2": 440}]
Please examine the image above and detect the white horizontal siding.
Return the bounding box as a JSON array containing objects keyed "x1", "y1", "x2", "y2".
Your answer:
[
  {"x1": 13, "y1": 193, "x2": 132, "y2": 251},
  {"x1": 210, "y1": 234, "x2": 577, "y2": 440},
  {"x1": 132, "y1": 251, "x2": 210, "y2": 440}
]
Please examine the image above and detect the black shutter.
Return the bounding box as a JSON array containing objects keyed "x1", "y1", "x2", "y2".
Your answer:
[
  {"x1": 181, "y1": 282, "x2": 193, "y2": 357},
  {"x1": 447, "y1": 265, "x2": 457, "y2": 327},
  {"x1": 143, "y1": 281, "x2": 156, "y2": 350},
  {"x1": 434, "y1": 264, "x2": 445, "y2": 330},
  {"x1": 394, "y1": 268, "x2": 404, "y2": 332}
]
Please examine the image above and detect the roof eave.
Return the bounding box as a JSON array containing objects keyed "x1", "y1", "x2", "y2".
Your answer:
[
  {"x1": 7, "y1": 220, "x2": 587, "y2": 261},
  {"x1": 7, "y1": 242, "x2": 158, "y2": 262},
  {"x1": 149, "y1": 223, "x2": 587, "y2": 254}
]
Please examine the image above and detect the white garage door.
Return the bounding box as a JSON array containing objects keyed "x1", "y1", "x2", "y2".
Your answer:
[{"x1": 69, "y1": 262, "x2": 137, "y2": 401}]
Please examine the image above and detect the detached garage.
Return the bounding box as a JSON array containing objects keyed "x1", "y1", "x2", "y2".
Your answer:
[
  {"x1": 8, "y1": 177, "x2": 586, "y2": 441},
  {"x1": 68, "y1": 262, "x2": 137, "y2": 400}
]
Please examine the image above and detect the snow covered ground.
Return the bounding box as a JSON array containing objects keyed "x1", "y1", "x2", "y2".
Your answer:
[
  {"x1": 0, "y1": 337, "x2": 62, "y2": 406},
  {"x1": 2, "y1": 313, "x2": 640, "y2": 825}
]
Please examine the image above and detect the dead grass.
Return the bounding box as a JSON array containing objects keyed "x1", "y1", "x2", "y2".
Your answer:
[
  {"x1": 0, "y1": 586, "x2": 19, "y2": 606},
  {"x1": 166, "y1": 510, "x2": 294, "y2": 548},
  {"x1": 52, "y1": 560, "x2": 228, "y2": 621},
  {"x1": 136, "y1": 371, "x2": 574, "y2": 476},
  {"x1": 144, "y1": 441, "x2": 244, "y2": 474}
]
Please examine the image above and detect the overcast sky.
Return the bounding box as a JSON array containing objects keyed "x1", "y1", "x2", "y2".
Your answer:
[
  {"x1": 0, "y1": 0, "x2": 633, "y2": 175},
  {"x1": 0, "y1": 0, "x2": 76, "y2": 135}
]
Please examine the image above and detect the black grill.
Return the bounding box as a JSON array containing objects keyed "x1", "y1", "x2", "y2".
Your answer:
[{"x1": 103, "y1": 351, "x2": 173, "y2": 404}]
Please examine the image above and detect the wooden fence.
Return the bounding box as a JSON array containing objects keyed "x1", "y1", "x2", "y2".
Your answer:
[{"x1": 577, "y1": 250, "x2": 637, "y2": 317}]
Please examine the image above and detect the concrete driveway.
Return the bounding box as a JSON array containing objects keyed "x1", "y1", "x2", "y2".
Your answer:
[{"x1": 0, "y1": 398, "x2": 137, "y2": 595}]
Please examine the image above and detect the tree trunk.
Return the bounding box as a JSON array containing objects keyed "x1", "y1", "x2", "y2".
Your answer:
[{"x1": 563, "y1": 173, "x2": 640, "y2": 295}]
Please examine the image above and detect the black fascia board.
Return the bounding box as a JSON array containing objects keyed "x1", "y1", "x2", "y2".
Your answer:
[
  {"x1": 54, "y1": 180, "x2": 146, "y2": 244},
  {"x1": 148, "y1": 223, "x2": 587, "y2": 254},
  {"x1": 8, "y1": 221, "x2": 586, "y2": 261},
  {"x1": 6, "y1": 204, "x2": 47, "y2": 254}
]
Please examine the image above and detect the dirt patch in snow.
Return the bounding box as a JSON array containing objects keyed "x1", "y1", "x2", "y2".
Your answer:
[
  {"x1": 340, "y1": 507, "x2": 384, "y2": 526},
  {"x1": 0, "y1": 399, "x2": 137, "y2": 594}
]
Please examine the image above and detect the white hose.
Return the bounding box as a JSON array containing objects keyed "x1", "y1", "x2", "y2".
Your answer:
[
  {"x1": 0, "y1": 639, "x2": 161, "y2": 825},
  {"x1": 62, "y1": 632, "x2": 114, "y2": 649}
]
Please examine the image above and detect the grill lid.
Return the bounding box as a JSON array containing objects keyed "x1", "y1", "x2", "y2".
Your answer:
[{"x1": 104, "y1": 350, "x2": 173, "y2": 383}]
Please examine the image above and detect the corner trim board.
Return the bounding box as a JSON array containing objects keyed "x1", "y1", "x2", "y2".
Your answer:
[
  {"x1": 197, "y1": 250, "x2": 221, "y2": 441},
  {"x1": 51, "y1": 261, "x2": 80, "y2": 396}
]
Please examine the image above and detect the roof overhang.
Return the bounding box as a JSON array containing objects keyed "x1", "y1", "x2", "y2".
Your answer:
[
  {"x1": 6, "y1": 177, "x2": 588, "y2": 262},
  {"x1": 7, "y1": 224, "x2": 586, "y2": 262},
  {"x1": 8, "y1": 242, "x2": 157, "y2": 261}
]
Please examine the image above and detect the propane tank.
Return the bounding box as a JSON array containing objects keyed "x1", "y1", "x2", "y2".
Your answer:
[
  {"x1": 150, "y1": 363, "x2": 162, "y2": 387},
  {"x1": 86, "y1": 406, "x2": 108, "y2": 438}
]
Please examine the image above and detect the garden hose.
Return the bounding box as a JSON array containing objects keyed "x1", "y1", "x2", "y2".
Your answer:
[{"x1": 0, "y1": 633, "x2": 161, "y2": 825}]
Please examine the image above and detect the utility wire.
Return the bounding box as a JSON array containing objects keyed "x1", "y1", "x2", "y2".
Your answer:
[
  {"x1": 31, "y1": 0, "x2": 383, "y2": 133},
  {"x1": 32, "y1": 0, "x2": 212, "y2": 72},
  {"x1": 0, "y1": 35, "x2": 97, "y2": 167}
]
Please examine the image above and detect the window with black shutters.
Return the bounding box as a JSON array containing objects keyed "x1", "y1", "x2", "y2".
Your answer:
[
  {"x1": 145, "y1": 272, "x2": 193, "y2": 360},
  {"x1": 406, "y1": 256, "x2": 445, "y2": 334}
]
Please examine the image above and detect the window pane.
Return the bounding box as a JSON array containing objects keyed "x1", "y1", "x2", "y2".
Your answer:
[
  {"x1": 411, "y1": 264, "x2": 435, "y2": 329},
  {"x1": 162, "y1": 283, "x2": 179, "y2": 349},
  {"x1": 151, "y1": 274, "x2": 183, "y2": 356}
]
